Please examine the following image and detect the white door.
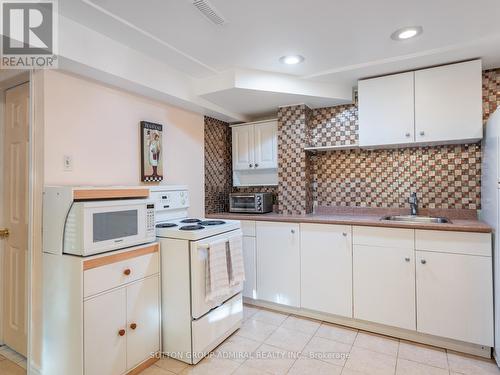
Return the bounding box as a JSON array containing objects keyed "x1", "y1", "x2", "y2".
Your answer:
[
  {"x1": 253, "y1": 121, "x2": 277, "y2": 169},
  {"x1": 416, "y1": 251, "x2": 494, "y2": 346},
  {"x1": 414, "y1": 60, "x2": 482, "y2": 143},
  {"x1": 126, "y1": 276, "x2": 160, "y2": 370},
  {"x1": 358, "y1": 72, "x2": 415, "y2": 147},
  {"x1": 300, "y1": 224, "x2": 352, "y2": 317},
  {"x1": 84, "y1": 288, "x2": 127, "y2": 375},
  {"x1": 232, "y1": 125, "x2": 254, "y2": 170},
  {"x1": 2, "y1": 83, "x2": 29, "y2": 356},
  {"x1": 353, "y1": 245, "x2": 416, "y2": 330},
  {"x1": 256, "y1": 222, "x2": 300, "y2": 307},
  {"x1": 242, "y1": 236, "x2": 257, "y2": 299}
]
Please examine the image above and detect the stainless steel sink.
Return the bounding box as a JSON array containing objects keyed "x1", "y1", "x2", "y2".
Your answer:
[{"x1": 380, "y1": 215, "x2": 451, "y2": 224}]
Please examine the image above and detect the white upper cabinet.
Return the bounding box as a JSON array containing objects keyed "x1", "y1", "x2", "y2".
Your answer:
[
  {"x1": 232, "y1": 120, "x2": 277, "y2": 171},
  {"x1": 358, "y1": 60, "x2": 482, "y2": 147},
  {"x1": 359, "y1": 72, "x2": 415, "y2": 147},
  {"x1": 415, "y1": 60, "x2": 482, "y2": 144},
  {"x1": 232, "y1": 124, "x2": 255, "y2": 170}
]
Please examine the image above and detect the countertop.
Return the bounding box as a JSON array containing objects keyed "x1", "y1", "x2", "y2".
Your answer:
[{"x1": 207, "y1": 207, "x2": 492, "y2": 233}]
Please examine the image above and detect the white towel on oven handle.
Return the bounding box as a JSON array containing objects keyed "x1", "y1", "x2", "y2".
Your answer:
[
  {"x1": 205, "y1": 240, "x2": 230, "y2": 302},
  {"x1": 228, "y1": 236, "x2": 245, "y2": 286}
]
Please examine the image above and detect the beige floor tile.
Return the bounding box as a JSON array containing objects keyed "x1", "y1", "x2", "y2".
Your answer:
[
  {"x1": 236, "y1": 319, "x2": 279, "y2": 342},
  {"x1": 243, "y1": 344, "x2": 297, "y2": 375},
  {"x1": 396, "y1": 358, "x2": 449, "y2": 375},
  {"x1": 179, "y1": 357, "x2": 240, "y2": 375},
  {"x1": 280, "y1": 316, "x2": 321, "y2": 335},
  {"x1": 447, "y1": 351, "x2": 500, "y2": 375},
  {"x1": 243, "y1": 305, "x2": 261, "y2": 321},
  {"x1": 0, "y1": 360, "x2": 25, "y2": 375},
  {"x1": 344, "y1": 346, "x2": 397, "y2": 375},
  {"x1": 264, "y1": 326, "x2": 313, "y2": 352},
  {"x1": 232, "y1": 363, "x2": 270, "y2": 375},
  {"x1": 252, "y1": 310, "x2": 288, "y2": 326},
  {"x1": 302, "y1": 336, "x2": 351, "y2": 367},
  {"x1": 214, "y1": 335, "x2": 261, "y2": 363},
  {"x1": 156, "y1": 357, "x2": 189, "y2": 373},
  {"x1": 398, "y1": 341, "x2": 448, "y2": 369},
  {"x1": 288, "y1": 356, "x2": 343, "y2": 375},
  {"x1": 353, "y1": 332, "x2": 399, "y2": 357},
  {"x1": 315, "y1": 322, "x2": 358, "y2": 345}
]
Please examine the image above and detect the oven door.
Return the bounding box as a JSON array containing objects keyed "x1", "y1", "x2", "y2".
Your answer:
[
  {"x1": 81, "y1": 200, "x2": 148, "y2": 256},
  {"x1": 190, "y1": 230, "x2": 243, "y2": 319},
  {"x1": 230, "y1": 195, "x2": 257, "y2": 213}
]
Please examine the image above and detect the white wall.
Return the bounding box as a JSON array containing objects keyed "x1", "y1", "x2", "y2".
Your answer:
[{"x1": 42, "y1": 70, "x2": 205, "y2": 217}]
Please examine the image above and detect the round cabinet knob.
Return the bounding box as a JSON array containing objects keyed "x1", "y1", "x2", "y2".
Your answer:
[
  {"x1": 405, "y1": 257, "x2": 411, "y2": 262},
  {"x1": 405, "y1": 132, "x2": 411, "y2": 138},
  {"x1": 291, "y1": 229, "x2": 295, "y2": 234},
  {"x1": 118, "y1": 329, "x2": 126, "y2": 337},
  {"x1": 342, "y1": 232, "x2": 348, "y2": 237},
  {"x1": 249, "y1": 164, "x2": 253, "y2": 168},
  {"x1": 123, "y1": 268, "x2": 131, "y2": 276},
  {"x1": 419, "y1": 131, "x2": 425, "y2": 136},
  {"x1": 420, "y1": 259, "x2": 427, "y2": 264},
  {"x1": 255, "y1": 163, "x2": 259, "y2": 168},
  {"x1": 130, "y1": 323, "x2": 137, "y2": 330}
]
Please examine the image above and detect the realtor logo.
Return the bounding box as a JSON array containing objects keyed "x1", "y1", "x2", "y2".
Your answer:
[{"x1": 1, "y1": 0, "x2": 58, "y2": 68}]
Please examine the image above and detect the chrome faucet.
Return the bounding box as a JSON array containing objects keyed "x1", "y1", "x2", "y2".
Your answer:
[{"x1": 409, "y1": 192, "x2": 418, "y2": 216}]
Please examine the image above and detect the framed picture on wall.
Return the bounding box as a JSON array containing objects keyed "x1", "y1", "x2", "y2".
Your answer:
[{"x1": 140, "y1": 121, "x2": 164, "y2": 182}]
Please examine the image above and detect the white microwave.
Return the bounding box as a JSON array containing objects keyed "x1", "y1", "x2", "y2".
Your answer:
[{"x1": 60, "y1": 199, "x2": 156, "y2": 256}]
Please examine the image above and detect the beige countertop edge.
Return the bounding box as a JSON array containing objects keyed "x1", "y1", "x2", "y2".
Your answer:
[{"x1": 206, "y1": 212, "x2": 492, "y2": 233}]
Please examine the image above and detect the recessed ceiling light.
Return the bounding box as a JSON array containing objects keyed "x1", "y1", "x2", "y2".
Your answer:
[
  {"x1": 279, "y1": 55, "x2": 304, "y2": 65},
  {"x1": 391, "y1": 26, "x2": 423, "y2": 41}
]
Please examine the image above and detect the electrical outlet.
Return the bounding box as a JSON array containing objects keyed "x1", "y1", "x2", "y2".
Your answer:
[{"x1": 63, "y1": 155, "x2": 73, "y2": 171}]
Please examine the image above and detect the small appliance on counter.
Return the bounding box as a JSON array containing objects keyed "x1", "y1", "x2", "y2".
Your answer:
[
  {"x1": 43, "y1": 186, "x2": 156, "y2": 256},
  {"x1": 229, "y1": 192, "x2": 273, "y2": 213}
]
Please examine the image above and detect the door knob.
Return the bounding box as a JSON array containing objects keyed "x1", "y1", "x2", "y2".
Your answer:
[
  {"x1": 130, "y1": 323, "x2": 137, "y2": 330},
  {"x1": 0, "y1": 228, "x2": 9, "y2": 239}
]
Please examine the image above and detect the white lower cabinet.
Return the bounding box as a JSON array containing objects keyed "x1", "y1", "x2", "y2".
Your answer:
[
  {"x1": 84, "y1": 288, "x2": 127, "y2": 375},
  {"x1": 256, "y1": 221, "x2": 300, "y2": 307},
  {"x1": 300, "y1": 223, "x2": 352, "y2": 317},
  {"x1": 353, "y1": 245, "x2": 416, "y2": 330},
  {"x1": 416, "y1": 250, "x2": 494, "y2": 346},
  {"x1": 242, "y1": 236, "x2": 257, "y2": 299}
]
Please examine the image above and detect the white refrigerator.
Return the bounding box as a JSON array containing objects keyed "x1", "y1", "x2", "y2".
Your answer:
[{"x1": 481, "y1": 108, "x2": 500, "y2": 364}]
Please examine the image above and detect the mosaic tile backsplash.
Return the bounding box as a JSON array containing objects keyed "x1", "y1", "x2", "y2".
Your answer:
[{"x1": 205, "y1": 68, "x2": 500, "y2": 214}]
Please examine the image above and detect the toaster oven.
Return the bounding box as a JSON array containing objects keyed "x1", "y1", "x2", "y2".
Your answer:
[{"x1": 229, "y1": 193, "x2": 273, "y2": 214}]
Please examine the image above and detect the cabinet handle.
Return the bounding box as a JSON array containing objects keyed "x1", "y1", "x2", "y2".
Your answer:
[
  {"x1": 123, "y1": 268, "x2": 131, "y2": 276},
  {"x1": 291, "y1": 229, "x2": 295, "y2": 234},
  {"x1": 405, "y1": 257, "x2": 410, "y2": 262},
  {"x1": 249, "y1": 164, "x2": 253, "y2": 168},
  {"x1": 342, "y1": 232, "x2": 347, "y2": 237},
  {"x1": 419, "y1": 131, "x2": 425, "y2": 136},
  {"x1": 405, "y1": 132, "x2": 411, "y2": 138},
  {"x1": 118, "y1": 329, "x2": 126, "y2": 337},
  {"x1": 255, "y1": 163, "x2": 259, "y2": 168},
  {"x1": 420, "y1": 259, "x2": 427, "y2": 264},
  {"x1": 130, "y1": 323, "x2": 137, "y2": 330}
]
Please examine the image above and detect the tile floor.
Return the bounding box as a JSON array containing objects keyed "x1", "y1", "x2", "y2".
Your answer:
[
  {"x1": 140, "y1": 304, "x2": 499, "y2": 375},
  {"x1": 0, "y1": 346, "x2": 26, "y2": 375}
]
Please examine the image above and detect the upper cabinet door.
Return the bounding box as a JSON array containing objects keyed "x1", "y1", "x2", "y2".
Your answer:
[
  {"x1": 415, "y1": 60, "x2": 482, "y2": 144},
  {"x1": 232, "y1": 125, "x2": 255, "y2": 170},
  {"x1": 253, "y1": 121, "x2": 278, "y2": 169},
  {"x1": 359, "y1": 72, "x2": 415, "y2": 147}
]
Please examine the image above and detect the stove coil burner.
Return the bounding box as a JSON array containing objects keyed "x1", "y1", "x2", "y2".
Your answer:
[
  {"x1": 156, "y1": 223, "x2": 178, "y2": 228},
  {"x1": 199, "y1": 220, "x2": 226, "y2": 226},
  {"x1": 179, "y1": 225, "x2": 205, "y2": 231},
  {"x1": 180, "y1": 218, "x2": 202, "y2": 224}
]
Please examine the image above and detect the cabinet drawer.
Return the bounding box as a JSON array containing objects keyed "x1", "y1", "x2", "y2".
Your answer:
[
  {"x1": 415, "y1": 230, "x2": 491, "y2": 256},
  {"x1": 241, "y1": 220, "x2": 256, "y2": 236},
  {"x1": 84, "y1": 244, "x2": 159, "y2": 298},
  {"x1": 353, "y1": 226, "x2": 414, "y2": 248}
]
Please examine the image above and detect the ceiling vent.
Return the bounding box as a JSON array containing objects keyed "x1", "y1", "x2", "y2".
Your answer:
[{"x1": 192, "y1": 0, "x2": 226, "y2": 25}]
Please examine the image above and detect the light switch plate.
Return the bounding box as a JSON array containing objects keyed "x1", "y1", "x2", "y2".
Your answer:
[{"x1": 63, "y1": 155, "x2": 73, "y2": 171}]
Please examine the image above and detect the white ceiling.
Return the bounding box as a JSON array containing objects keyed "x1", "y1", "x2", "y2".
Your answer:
[{"x1": 58, "y1": 0, "x2": 500, "y2": 119}]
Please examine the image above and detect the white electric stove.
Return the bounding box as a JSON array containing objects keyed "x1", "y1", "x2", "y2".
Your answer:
[{"x1": 150, "y1": 186, "x2": 243, "y2": 365}]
